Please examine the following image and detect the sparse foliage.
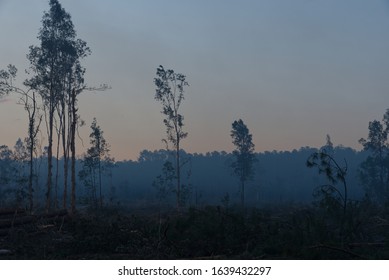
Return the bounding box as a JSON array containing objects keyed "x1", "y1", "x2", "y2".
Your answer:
[
  {"x1": 79, "y1": 118, "x2": 114, "y2": 208},
  {"x1": 0, "y1": 64, "x2": 17, "y2": 97},
  {"x1": 307, "y1": 136, "x2": 349, "y2": 245},
  {"x1": 154, "y1": 65, "x2": 189, "y2": 211}
]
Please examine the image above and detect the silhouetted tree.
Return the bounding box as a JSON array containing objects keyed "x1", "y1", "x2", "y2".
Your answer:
[
  {"x1": 22, "y1": 92, "x2": 42, "y2": 212},
  {"x1": 307, "y1": 136, "x2": 349, "y2": 245},
  {"x1": 154, "y1": 65, "x2": 189, "y2": 211},
  {"x1": 230, "y1": 119, "x2": 256, "y2": 207},
  {"x1": 25, "y1": 0, "x2": 90, "y2": 213},
  {"x1": 0, "y1": 65, "x2": 42, "y2": 212},
  {"x1": 359, "y1": 109, "x2": 389, "y2": 204},
  {"x1": 307, "y1": 148, "x2": 348, "y2": 216},
  {"x1": 79, "y1": 118, "x2": 113, "y2": 207}
]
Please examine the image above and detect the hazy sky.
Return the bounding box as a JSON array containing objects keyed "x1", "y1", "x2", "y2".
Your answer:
[{"x1": 1, "y1": 0, "x2": 389, "y2": 161}]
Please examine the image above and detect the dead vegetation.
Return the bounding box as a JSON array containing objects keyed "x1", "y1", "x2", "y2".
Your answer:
[{"x1": 0, "y1": 204, "x2": 388, "y2": 259}]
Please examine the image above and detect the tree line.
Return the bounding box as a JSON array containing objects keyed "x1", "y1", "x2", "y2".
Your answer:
[{"x1": 0, "y1": 144, "x2": 367, "y2": 209}]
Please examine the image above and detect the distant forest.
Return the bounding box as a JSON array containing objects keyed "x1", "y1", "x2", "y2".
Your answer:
[{"x1": 0, "y1": 142, "x2": 370, "y2": 209}]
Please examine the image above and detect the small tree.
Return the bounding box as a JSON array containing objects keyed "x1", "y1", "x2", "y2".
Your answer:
[
  {"x1": 230, "y1": 119, "x2": 257, "y2": 207},
  {"x1": 307, "y1": 136, "x2": 349, "y2": 245},
  {"x1": 79, "y1": 118, "x2": 113, "y2": 207},
  {"x1": 154, "y1": 65, "x2": 189, "y2": 211},
  {"x1": 306, "y1": 148, "x2": 348, "y2": 218}
]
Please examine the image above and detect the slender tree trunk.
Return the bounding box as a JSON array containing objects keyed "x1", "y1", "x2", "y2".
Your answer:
[
  {"x1": 27, "y1": 92, "x2": 38, "y2": 214},
  {"x1": 28, "y1": 124, "x2": 34, "y2": 213},
  {"x1": 45, "y1": 52, "x2": 58, "y2": 213},
  {"x1": 54, "y1": 122, "x2": 61, "y2": 210},
  {"x1": 62, "y1": 99, "x2": 68, "y2": 210},
  {"x1": 109, "y1": 171, "x2": 114, "y2": 204},
  {"x1": 176, "y1": 139, "x2": 180, "y2": 211},
  {"x1": 71, "y1": 141, "x2": 76, "y2": 214},
  {"x1": 28, "y1": 144, "x2": 34, "y2": 213},
  {"x1": 92, "y1": 167, "x2": 96, "y2": 205},
  {"x1": 241, "y1": 180, "x2": 245, "y2": 208},
  {"x1": 46, "y1": 105, "x2": 54, "y2": 213},
  {"x1": 70, "y1": 89, "x2": 77, "y2": 214},
  {"x1": 62, "y1": 136, "x2": 69, "y2": 209},
  {"x1": 99, "y1": 157, "x2": 102, "y2": 208}
]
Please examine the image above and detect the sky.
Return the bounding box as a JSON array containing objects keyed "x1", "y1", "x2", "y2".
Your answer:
[{"x1": 0, "y1": 0, "x2": 389, "y2": 161}]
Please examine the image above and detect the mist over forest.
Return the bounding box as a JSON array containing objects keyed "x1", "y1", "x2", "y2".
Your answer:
[{"x1": 0, "y1": 142, "x2": 369, "y2": 209}]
